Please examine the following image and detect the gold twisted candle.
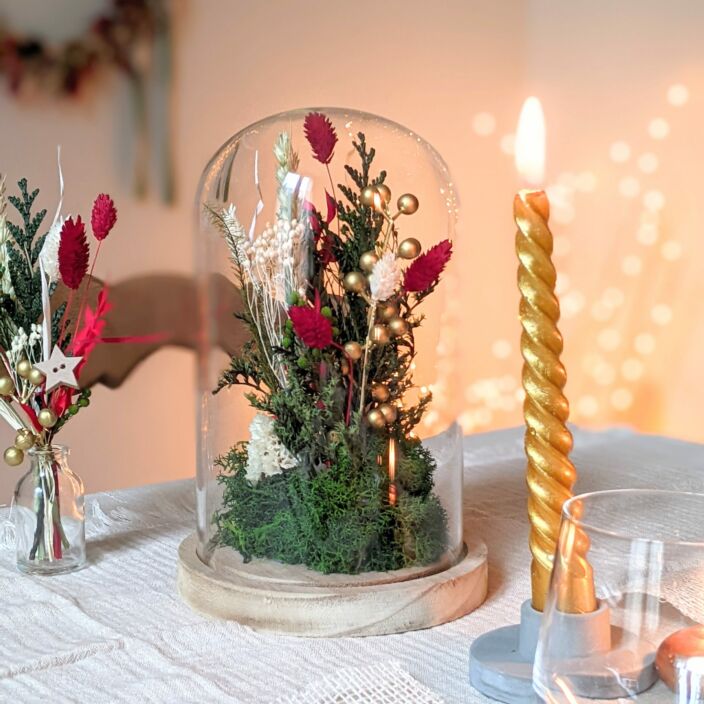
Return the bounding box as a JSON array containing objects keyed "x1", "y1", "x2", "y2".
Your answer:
[{"x1": 514, "y1": 190, "x2": 596, "y2": 614}]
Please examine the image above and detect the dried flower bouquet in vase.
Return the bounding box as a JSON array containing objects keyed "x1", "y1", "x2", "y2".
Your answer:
[
  {"x1": 204, "y1": 110, "x2": 461, "y2": 577},
  {"x1": 0, "y1": 173, "x2": 118, "y2": 574}
]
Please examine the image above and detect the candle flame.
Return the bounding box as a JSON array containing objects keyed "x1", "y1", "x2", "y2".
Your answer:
[{"x1": 515, "y1": 97, "x2": 546, "y2": 186}]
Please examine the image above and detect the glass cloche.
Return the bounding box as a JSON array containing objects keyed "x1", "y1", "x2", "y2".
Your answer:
[{"x1": 186, "y1": 108, "x2": 469, "y2": 633}]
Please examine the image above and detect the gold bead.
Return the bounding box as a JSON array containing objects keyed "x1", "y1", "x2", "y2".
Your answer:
[
  {"x1": 28, "y1": 368, "x2": 46, "y2": 387},
  {"x1": 366, "y1": 409, "x2": 386, "y2": 429},
  {"x1": 379, "y1": 403, "x2": 398, "y2": 424},
  {"x1": 371, "y1": 324, "x2": 390, "y2": 345},
  {"x1": 397, "y1": 193, "x2": 419, "y2": 215},
  {"x1": 359, "y1": 250, "x2": 379, "y2": 273},
  {"x1": 398, "y1": 237, "x2": 422, "y2": 259},
  {"x1": 378, "y1": 302, "x2": 398, "y2": 321},
  {"x1": 14, "y1": 429, "x2": 35, "y2": 451},
  {"x1": 4, "y1": 446, "x2": 24, "y2": 466},
  {"x1": 16, "y1": 359, "x2": 32, "y2": 379},
  {"x1": 37, "y1": 408, "x2": 58, "y2": 429},
  {"x1": 388, "y1": 317, "x2": 409, "y2": 337},
  {"x1": 343, "y1": 271, "x2": 366, "y2": 294},
  {"x1": 371, "y1": 383, "x2": 390, "y2": 402},
  {"x1": 0, "y1": 376, "x2": 14, "y2": 396},
  {"x1": 360, "y1": 186, "x2": 378, "y2": 207},
  {"x1": 344, "y1": 342, "x2": 363, "y2": 361},
  {"x1": 376, "y1": 184, "x2": 391, "y2": 205}
]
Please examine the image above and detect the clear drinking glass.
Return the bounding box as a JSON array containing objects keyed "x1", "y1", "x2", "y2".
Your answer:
[
  {"x1": 534, "y1": 489, "x2": 704, "y2": 702},
  {"x1": 14, "y1": 445, "x2": 86, "y2": 575}
]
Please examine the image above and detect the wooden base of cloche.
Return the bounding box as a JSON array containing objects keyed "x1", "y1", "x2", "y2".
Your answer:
[{"x1": 177, "y1": 532, "x2": 488, "y2": 637}]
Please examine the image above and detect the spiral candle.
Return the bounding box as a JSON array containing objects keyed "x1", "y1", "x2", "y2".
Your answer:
[{"x1": 514, "y1": 190, "x2": 596, "y2": 614}]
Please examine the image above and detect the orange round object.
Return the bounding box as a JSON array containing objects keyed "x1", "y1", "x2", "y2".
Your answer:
[{"x1": 655, "y1": 625, "x2": 704, "y2": 692}]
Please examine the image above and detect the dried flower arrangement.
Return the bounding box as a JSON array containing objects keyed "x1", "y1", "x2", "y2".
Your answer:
[
  {"x1": 0, "y1": 173, "x2": 117, "y2": 563},
  {"x1": 208, "y1": 112, "x2": 453, "y2": 574}
]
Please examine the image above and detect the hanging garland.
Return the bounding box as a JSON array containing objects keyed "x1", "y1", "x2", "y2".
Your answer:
[{"x1": 0, "y1": 0, "x2": 173, "y2": 202}]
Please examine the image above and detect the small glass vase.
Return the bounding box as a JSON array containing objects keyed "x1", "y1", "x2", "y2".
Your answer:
[{"x1": 13, "y1": 445, "x2": 86, "y2": 575}]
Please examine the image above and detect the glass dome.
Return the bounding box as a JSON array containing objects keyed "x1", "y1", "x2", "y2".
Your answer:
[{"x1": 194, "y1": 108, "x2": 463, "y2": 592}]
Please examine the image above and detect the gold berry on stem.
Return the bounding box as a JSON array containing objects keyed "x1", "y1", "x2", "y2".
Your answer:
[
  {"x1": 28, "y1": 368, "x2": 46, "y2": 387},
  {"x1": 376, "y1": 183, "x2": 391, "y2": 205},
  {"x1": 366, "y1": 408, "x2": 386, "y2": 429},
  {"x1": 398, "y1": 237, "x2": 422, "y2": 259},
  {"x1": 343, "y1": 341, "x2": 363, "y2": 361},
  {"x1": 377, "y1": 302, "x2": 398, "y2": 321},
  {"x1": 360, "y1": 186, "x2": 379, "y2": 207},
  {"x1": 14, "y1": 429, "x2": 35, "y2": 450},
  {"x1": 0, "y1": 376, "x2": 14, "y2": 396},
  {"x1": 359, "y1": 251, "x2": 379, "y2": 273},
  {"x1": 371, "y1": 383, "x2": 390, "y2": 402},
  {"x1": 371, "y1": 324, "x2": 390, "y2": 345},
  {"x1": 38, "y1": 408, "x2": 58, "y2": 429},
  {"x1": 4, "y1": 446, "x2": 23, "y2": 466},
  {"x1": 343, "y1": 271, "x2": 366, "y2": 294},
  {"x1": 388, "y1": 317, "x2": 409, "y2": 337},
  {"x1": 397, "y1": 193, "x2": 419, "y2": 215},
  {"x1": 16, "y1": 359, "x2": 32, "y2": 379},
  {"x1": 378, "y1": 403, "x2": 398, "y2": 424}
]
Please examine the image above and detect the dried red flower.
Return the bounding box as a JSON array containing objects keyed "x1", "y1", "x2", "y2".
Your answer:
[
  {"x1": 91, "y1": 193, "x2": 117, "y2": 241},
  {"x1": 304, "y1": 112, "x2": 338, "y2": 165},
  {"x1": 289, "y1": 293, "x2": 333, "y2": 349},
  {"x1": 403, "y1": 240, "x2": 453, "y2": 293},
  {"x1": 58, "y1": 216, "x2": 90, "y2": 290}
]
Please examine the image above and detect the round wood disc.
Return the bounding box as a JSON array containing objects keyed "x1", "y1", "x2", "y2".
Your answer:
[{"x1": 177, "y1": 532, "x2": 488, "y2": 637}]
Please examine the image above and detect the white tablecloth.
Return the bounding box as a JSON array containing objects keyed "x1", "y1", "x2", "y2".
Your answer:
[{"x1": 1, "y1": 426, "x2": 703, "y2": 703}]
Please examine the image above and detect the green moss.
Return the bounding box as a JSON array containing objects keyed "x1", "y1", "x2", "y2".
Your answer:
[{"x1": 214, "y1": 432, "x2": 448, "y2": 574}]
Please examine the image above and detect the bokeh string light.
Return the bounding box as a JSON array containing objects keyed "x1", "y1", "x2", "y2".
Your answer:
[{"x1": 449, "y1": 84, "x2": 690, "y2": 435}]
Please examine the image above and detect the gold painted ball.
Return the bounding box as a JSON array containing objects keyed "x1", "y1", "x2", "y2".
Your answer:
[
  {"x1": 0, "y1": 376, "x2": 14, "y2": 396},
  {"x1": 371, "y1": 383, "x2": 390, "y2": 402},
  {"x1": 16, "y1": 359, "x2": 32, "y2": 379},
  {"x1": 4, "y1": 446, "x2": 24, "y2": 467},
  {"x1": 359, "y1": 250, "x2": 379, "y2": 273},
  {"x1": 343, "y1": 271, "x2": 366, "y2": 293},
  {"x1": 388, "y1": 317, "x2": 409, "y2": 337},
  {"x1": 344, "y1": 341, "x2": 363, "y2": 361},
  {"x1": 398, "y1": 237, "x2": 422, "y2": 259},
  {"x1": 38, "y1": 408, "x2": 58, "y2": 429},
  {"x1": 360, "y1": 186, "x2": 379, "y2": 207},
  {"x1": 28, "y1": 368, "x2": 46, "y2": 387},
  {"x1": 366, "y1": 409, "x2": 386, "y2": 429},
  {"x1": 379, "y1": 403, "x2": 398, "y2": 424},
  {"x1": 14, "y1": 429, "x2": 35, "y2": 451},
  {"x1": 371, "y1": 324, "x2": 390, "y2": 345},
  {"x1": 397, "y1": 193, "x2": 419, "y2": 215},
  {"x1": 376, "y1": 183, "x2": 391, "y2": 205},
  {"x1": 378, "y1": 302, "x2": 397, "y2": 321}
]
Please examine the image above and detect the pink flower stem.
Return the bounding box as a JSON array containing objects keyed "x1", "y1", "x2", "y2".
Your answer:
[
  {"x1": 71, "y1": 241, "x2": 102, "y2": 351},
  {"x1": 325, "y1": 165, "x2": 340, "y2": 234}
]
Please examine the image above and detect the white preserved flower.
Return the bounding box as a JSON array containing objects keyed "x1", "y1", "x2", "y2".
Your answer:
[
  {"x1": 369, "y1": 251, "x2": 402, "y2": 301},
  {"x1": 246, "y1": 413, "x2": 297, "y2": 482},
  {"x1": 29, "y1": 323, "x2": 42, "y2": 347},
  {"x1": 39, "y1": 216, "x2": 65, "y2": 283}
]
